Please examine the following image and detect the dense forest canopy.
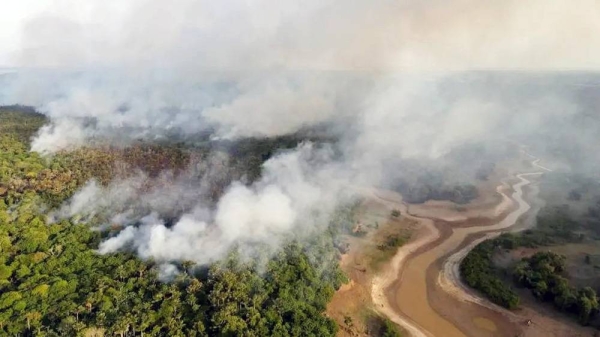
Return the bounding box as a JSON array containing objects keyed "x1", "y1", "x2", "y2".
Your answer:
[
  {"x1": 461, "y1": 201, "x2": 600, "y2": 327},
  {"x1": 0, "y1": 107, "x2": 351, "y2": 336},
  {"x1": 514, "y1": 251, "x2": 599, "y2": 325}
]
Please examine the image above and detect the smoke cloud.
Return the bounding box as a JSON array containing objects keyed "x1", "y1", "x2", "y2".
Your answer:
[
  {"x1": 2, "y1": 0, "x2": 600, "y2": 268},
  {"x1": 60, "y1": 144, "x2": 349, "y2": 266}
]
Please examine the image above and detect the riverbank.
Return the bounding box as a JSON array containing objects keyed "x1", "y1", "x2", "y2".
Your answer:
[{"x1": 371, "y1": 162, "x2": 544, "y2": 337}]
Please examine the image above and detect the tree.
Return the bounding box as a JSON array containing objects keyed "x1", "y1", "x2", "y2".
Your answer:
[
  {"x1": 0, "y1": 291, "x2": 22, "y2": 310},
  {"x1": 0, "y1": 112, "x2": 347, "y2": 336},
  {"x1": 532, "y1": 280, "x2": 548, "y2": 300},
  {"x1": 578, "y1": 296, "x2": 593, "y2": 325},
  {"x1": 25, "y1": 311, "x2": 42, "y2": 332},
  {"x1": 0, "y1": 264, "x2": 12, "y2": 280},
  {"x1": 381, "y1": 319, "x2": 402, "y2": 337}
]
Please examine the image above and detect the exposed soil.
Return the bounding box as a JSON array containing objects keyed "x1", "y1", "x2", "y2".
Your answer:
[
  {"x1": 331, "y1": 153, "x2": 598, "y2": 337},
  {"x1": 368, "y1": 172, "x2": 528, "y2": 337},
  {"x1": 492, "y1": 243, "x2": 600, "y2": 283},
  {"x1": 327, "y1": 198, "x2": 416, "y2": 337},
  {"x1": 407, "y1": 171, "x2": 511, "y2": 222},
  {"x1": 372, "y1": 156, "x2": 587, "y2": 337}
]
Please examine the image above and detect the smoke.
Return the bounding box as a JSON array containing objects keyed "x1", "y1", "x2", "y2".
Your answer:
[
  {"x1": 3, "y1": 1, "x2": 599, "y2": 153},
  {"x1": 202, "y1": 76, "x2": 340, "y2": 139},
  {"x1": 3, "y1": 0, "x2": 600, "y2": 270},
  {"x1": 9, "y1": 0, "x2": 600, "y2": 70},
  {"x1": 66, "y1": 144, "x2": 350, "y2": 267},
  {"x1": 52, "y1": 149, "x2": 237, "y2": 224}
]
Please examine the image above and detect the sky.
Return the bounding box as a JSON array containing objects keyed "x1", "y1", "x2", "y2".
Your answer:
[
  {"x1": 0, "y1": 0, "x2": 130, "y2": 67},
  {"x1": 2, "y1": 0, "x2": 600, "y2": 70},
  {"x1": 0, "y1": 0, "x2": 42, "y2": 66}
]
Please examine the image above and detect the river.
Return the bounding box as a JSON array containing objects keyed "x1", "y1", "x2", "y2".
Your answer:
[{"x1": 372, "y1": 160, "x2": 548, "y2": 337}]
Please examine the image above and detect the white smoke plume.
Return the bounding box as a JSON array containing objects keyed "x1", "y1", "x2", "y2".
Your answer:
[
  {"x1": 2, "y1": 0, "x2": 599, "y2": 151},
  {"x1": 2, "y1": 0, "x2": 600, "y2": 267},
  {"x1": 80, "y1": 144, "x2": 350, "y2": 265}
]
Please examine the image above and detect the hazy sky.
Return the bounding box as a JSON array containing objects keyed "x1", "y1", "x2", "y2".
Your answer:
[
  {"x1": 0, "y1": 0, "x2": 42, "y2": 66},
  {"x1": 0, "y1": 0, "x2": 129, "y2": 67},
  {"x1": 2, "y1": 0, "x2": 600, "y2": 70}
]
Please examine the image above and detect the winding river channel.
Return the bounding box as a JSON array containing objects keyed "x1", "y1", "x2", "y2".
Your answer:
[{"x1": 372, "y1": 159, "x2": 550, "y2": 337}]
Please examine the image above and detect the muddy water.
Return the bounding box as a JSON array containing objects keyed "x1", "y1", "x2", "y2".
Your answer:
[
  {"x1": 391, "y1": 172, "x2": 540, "y2": 337},
  {"x1": 440, "y1": 173, "x2": 543, "y2": 309},
  {"x1": 472, "y1": 317, "x2": 497, "y2": 332}
]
